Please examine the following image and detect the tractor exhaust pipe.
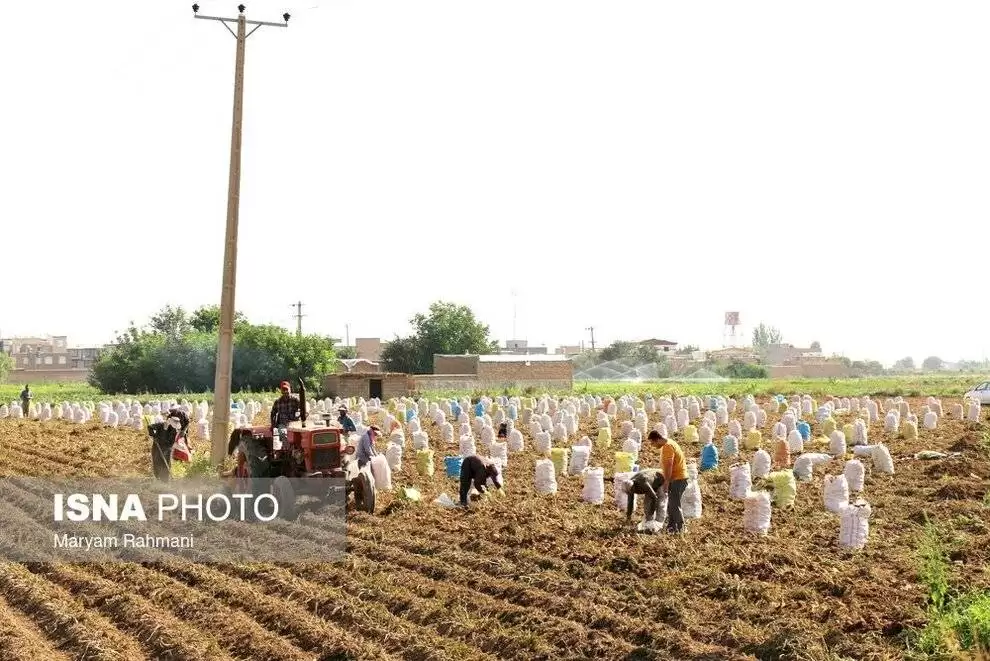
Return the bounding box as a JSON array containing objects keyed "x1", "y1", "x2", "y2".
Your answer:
[{"x1": 298, "y1": 377, "x2": 307, "y2": 428}]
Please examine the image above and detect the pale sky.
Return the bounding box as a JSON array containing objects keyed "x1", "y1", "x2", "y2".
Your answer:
[{"x1": 2, "y1": 1, "x2": 988, "y2": 366}]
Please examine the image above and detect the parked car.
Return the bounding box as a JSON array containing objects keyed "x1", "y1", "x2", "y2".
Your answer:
[{"x1": 963, "y1": 381, "x2": 990, "y2": 405}]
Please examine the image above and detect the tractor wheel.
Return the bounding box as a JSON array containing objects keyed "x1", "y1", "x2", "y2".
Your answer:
[
  {"x1": 238, "y1": 437, "x2": 269, "y2": 479},
  {"x1": 272, "y1": 476, "x2": 297, "y2": 520},
  {"x1": 352, "y1": 471, "x2": 376, "y2": 514}
]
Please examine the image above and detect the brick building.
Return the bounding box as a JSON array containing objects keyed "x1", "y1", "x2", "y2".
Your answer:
[
  {"x1": 1, "y1": 335, "x2": 102, "y2": 382},
  {"x1": 432, "y1": 353, "x2": 573, "y2": 390},
  {"x1": 322, "y1": 372, "x2": 410, "y2": 399},
  {"x1": 355, "y1": 338, "x2": 382, "y2": 362},
  {"x1": 640, "y1": 338, "x2": 679, "y2": 353}
]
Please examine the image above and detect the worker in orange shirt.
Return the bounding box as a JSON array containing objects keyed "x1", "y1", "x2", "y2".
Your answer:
[{"x1": 648, "y1": 429, "x2": 689, "y2": 533}]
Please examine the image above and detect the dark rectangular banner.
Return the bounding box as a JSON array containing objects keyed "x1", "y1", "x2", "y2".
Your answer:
[{"x1": 0, "y1": 476, "x2": 347, "y2": 563}]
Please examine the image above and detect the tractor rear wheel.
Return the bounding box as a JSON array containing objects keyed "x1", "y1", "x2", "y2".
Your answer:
[
  {"x1": 352, "y1": 471, "x2": 376, "y2": 514},
  {"x1": 271, "y1": 476, "x2": 297, "y2": 520}
]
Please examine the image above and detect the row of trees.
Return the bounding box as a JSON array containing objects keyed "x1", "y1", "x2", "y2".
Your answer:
[{"x1": 88, "y1": 305, "x2": 338, "y2": 393}]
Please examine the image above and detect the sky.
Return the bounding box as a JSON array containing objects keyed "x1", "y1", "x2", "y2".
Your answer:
[{"x1": 2, "y1": 1, "x2": 989, "y2": 367}]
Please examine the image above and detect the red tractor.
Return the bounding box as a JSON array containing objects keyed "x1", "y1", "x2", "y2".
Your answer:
[{"x1": 223, "y1": 379, "x2": 375, "y2": 518}]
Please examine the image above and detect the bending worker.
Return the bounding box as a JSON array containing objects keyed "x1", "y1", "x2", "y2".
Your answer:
[
  {"x1": 459, "y1": 455, "x2": 502, "y2": 508},
  {"x1": 355, "y1": 424, "x2": 380, "y2": 470},
  {"x1": 625, "y1": 467, "x2": 665, "y2": 525}
]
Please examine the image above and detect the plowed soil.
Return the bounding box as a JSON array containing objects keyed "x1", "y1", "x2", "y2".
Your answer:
[{"x1": 0, "y1": 395, "x2": 987, "y2": 661}]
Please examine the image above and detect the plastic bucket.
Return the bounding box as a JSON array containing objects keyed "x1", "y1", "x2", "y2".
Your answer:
[{"x1": 444, "y1": 455, "x2": 464, "y2": 478}]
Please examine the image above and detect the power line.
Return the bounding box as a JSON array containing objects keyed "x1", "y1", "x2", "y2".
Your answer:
[
  {"x1": 585, "y1": 326, "x2": 596, "y2": 352},
  {"x1": 194, "y1": 3, "x2": 291, "y2": 466}
]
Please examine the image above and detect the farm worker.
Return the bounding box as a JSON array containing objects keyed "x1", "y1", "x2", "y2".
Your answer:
[
  {"x1": 270, "y1": 380, "x2": 301, "y2": 429},
  {"x1": 625, "y1": 468, "x2": 665, "y2": 525},
  {"x1": 355, "y1": 424, "x2": 380, "y2": 470},
  {"x1": 649, "y1": 429, "x2": 689, "y2": 533},
  {"x1": 166, "y1": 407, "x2": 190, "y2": 437},
  {"x1": 458, "y1": 455, "x2": 503, "y2": 508},
  {"x1": 337, "y1": 406, "x2": 356, "y2": 433},
  {"x1": 497, "y1": 422, "x2": 508, "y2": 440},
  {"x1": 19, "y1": 385, "x2": 31, "y2": 416}
]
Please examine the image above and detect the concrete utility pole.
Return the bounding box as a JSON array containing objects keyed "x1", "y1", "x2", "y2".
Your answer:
[
  {"x1": 193, "y1": 3, "x2": 290, "y2": 466},
  {"x1": 292, "y1": 301, "x2": 305, "y2": 337},
  {"x1": 586, "y1": 326, "x2": 596, "y2": 352}
]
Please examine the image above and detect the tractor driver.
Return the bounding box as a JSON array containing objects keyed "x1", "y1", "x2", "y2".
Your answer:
[{"x1": 271, "y1": 381, "x2": 301, "y2": 429}]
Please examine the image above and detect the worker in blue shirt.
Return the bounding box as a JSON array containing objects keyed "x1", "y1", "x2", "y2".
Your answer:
[
  {"x1": 355, "y1": 424, "x2": 380, "y2": 469},
  {"x1": 337, "y1": 405, "x2": 357, "y2": 433}
]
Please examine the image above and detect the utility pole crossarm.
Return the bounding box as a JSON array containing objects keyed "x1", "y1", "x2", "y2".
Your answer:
[{"x1": 195, "y1": 15, "x2": 289, "y2": 28}]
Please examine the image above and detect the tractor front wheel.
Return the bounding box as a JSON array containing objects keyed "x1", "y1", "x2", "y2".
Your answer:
[
  {"x1": 272, "y1": 476, "x2": 297, "y2": 520},
  {"x1": 351, "y1": 471, "x2": 376, "y2": 514}
]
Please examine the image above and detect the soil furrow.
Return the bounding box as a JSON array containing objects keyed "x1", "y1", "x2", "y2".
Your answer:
[
  {"x1": 90, "y1": 560, "x2": 397, "y2": 661},
  {"x1": 0, "y1": 561, "x2": 148, "y2": 660},
  {"x1": 0, "y1": 592, "x2": 74, "y2": 661},
  {"x1": 26, "y1": 562, "x2": 233, "y2": 661},
  {"x1": 198, "y1": 562, "x2": 498, "y2": 661}
]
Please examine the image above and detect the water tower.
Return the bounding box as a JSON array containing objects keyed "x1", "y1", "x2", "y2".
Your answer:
[{"x1": 723, "y1": 311, "x2": 741, "y2": 348}]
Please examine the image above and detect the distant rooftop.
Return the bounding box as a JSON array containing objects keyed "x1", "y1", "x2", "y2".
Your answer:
[
  {"x1": 478, "y1": 354, "x2": 570, "y2": 363},
  {"x1": 434, "y1": 353, "x2": 570, "y2": 363},
  {"x1": 640, "y1": 338, "x2": 678, "y2": 345}
]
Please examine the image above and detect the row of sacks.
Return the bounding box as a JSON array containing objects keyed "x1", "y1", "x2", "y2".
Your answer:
[{"x1": 728, "y1": 461, "x2": 873, "y2": 547}]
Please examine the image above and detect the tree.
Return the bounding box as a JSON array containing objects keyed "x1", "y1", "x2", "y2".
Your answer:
[
  {"x1": 189, "y1": 305, "x2": 249, "y2": 334},
  {"x1": 752, "y1": 323, "x2": 783, "y2": 350},
  {"x1": 89, "y1": 305, "x2": 337, "y2": 393},
  {"x1": 599, "y1": 341, "x2": 636, "y2": 362},
  {"x1": 0, "y1": 352, "x2": 12, "y2": 383},
  {"x1": 335, "y1": 346, "x2": 357, "y2": 359},
  {"x1": 149, "y1": 305, "x2": 191, "y2": 342},
  {"x1": 810, "y1": 341, "x2": 821, "y2": 352},
  {"x1": 922, "y1": 356, "x2": 944, "y2": 371},
  {"x1": 893, "y1": 356, "x2": 915, "y2": 371},
  {"x1": 379, "y1": 336, "x2": 422, "y2": 374},
  {"x1": 717, "y1": 360, "x2": 768, "y2": 379},
  {"x1": 380, "y1": 301, "x2": 498, "y2": 374},
  {"x1": 676, "y1": 344, "x2": 699, "y2": 355}
]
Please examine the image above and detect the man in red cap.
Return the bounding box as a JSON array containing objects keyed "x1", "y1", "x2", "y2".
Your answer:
[{"x1": 270, "y1": 380, "x2": 301, "y2": 430}]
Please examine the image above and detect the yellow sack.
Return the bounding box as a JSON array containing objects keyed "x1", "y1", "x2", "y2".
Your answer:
[
  {"x1": 767, "y1": 470, "x2": 796, "y2": 508},
  {"x1": 614, "y1": 451, "x2": 634, "y2": 474},
  {"x1": 683, "y1": 424, "x2": 699, "y2": 444},
  {"x1": 416, "y1": 449, "x2": 435, "y2": 477},
  {"x1": 550, "y1": 448, "x2": 569, "y2": 476},
  {"x1": 744, "y1": 430, "x2": 762, "y2": 451}
]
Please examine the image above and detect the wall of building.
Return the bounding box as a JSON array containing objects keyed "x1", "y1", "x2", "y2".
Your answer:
[
  {"x1": 433, "y1": 355, "x2": 480, "y2": 375},
  {"x1": 411, "y1": 375, "x2": 482, "y2": 391},
  {"x1": 3, "y1": 336, "x2": 101, "y2": 371},
  {"x1": 8, "y1": 368, "x2": 92, "y2": 384},
  {"x1": 323, "y1": 374, "x2": 409, "y2": 399},
  {"x1": 768, "y1": 363, "x2": 852, "y2": 379},
  {"x1": 476, "y1": 360, "x2": 573, "y2": 389},
  {"x1": 355, "y1": 338, "x2": 382, "y2": 362}
]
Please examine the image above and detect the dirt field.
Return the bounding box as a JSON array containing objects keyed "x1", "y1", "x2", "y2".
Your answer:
[{"x1": 0, "y1": 395, "x2": 987, "y2": 660}]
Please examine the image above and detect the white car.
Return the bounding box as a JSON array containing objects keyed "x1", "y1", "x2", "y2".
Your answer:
[{"x1": 963, "y1": 381, "x2": 990, "y2": 404}]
